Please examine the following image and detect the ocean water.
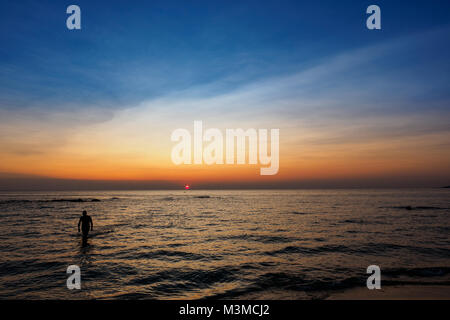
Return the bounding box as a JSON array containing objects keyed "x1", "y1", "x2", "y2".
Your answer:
[{"x1": 0, "y1": 189, "x2": 449, "y2": 299}]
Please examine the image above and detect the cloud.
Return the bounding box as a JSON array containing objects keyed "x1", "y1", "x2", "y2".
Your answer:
[
  {"x1": 0, "y1": 26, "x2": 449, "y2": 183},
  {"x1": 0, "y1": 106, "x2": 115, "y2": 155},
  {"x1": 108, "y1": 26, "x2": 450, "y2": 140}
]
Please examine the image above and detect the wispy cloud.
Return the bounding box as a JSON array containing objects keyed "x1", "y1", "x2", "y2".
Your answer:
[{"x1": 0, "y1": 26, "x2": 449, "y2": 184}]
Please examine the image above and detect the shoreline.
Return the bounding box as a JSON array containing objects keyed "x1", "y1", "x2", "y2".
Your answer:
[
  {"x1": 231, "y1": 285, "x2": 450, "y2": 300},
  {"x1": 326, "y1": 285, "x2": 450, "y2": 300}
]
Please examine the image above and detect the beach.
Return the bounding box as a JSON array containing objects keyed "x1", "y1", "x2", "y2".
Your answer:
[{"x1": 327, "y1": 285, "x2": 450, "y2": 300}]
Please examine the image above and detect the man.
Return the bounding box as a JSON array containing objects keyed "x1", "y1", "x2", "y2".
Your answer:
[{"x1": 78, "y1": 210, "x2": 93, "y2": 239}]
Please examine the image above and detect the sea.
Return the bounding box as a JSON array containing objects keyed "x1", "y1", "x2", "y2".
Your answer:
[{"x1": 0, "y1": 189, "x2": 449, "y2": 299}]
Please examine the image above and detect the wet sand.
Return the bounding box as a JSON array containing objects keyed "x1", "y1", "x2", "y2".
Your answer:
[{"x1": 327, "y1": 285, "x2": 450, "y2": 300}]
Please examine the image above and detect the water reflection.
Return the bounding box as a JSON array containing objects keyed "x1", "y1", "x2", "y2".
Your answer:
[{"x1": 0, "y1": 189, "x2": 449, "y2": 299}]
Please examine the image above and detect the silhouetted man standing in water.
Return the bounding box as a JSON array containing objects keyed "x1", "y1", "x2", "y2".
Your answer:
[{"x1": 78, "y1": 210, "x2": 93, "y2": 246}]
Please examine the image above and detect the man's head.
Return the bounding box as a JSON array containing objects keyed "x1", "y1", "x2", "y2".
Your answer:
[{"x1": 82, "y1": 210, "x2": 87, "y2": 216}]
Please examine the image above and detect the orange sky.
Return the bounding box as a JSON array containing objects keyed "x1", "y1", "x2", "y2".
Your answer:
[{"x1": 1, "y1": 114, "x2": 449, "y2": 187}]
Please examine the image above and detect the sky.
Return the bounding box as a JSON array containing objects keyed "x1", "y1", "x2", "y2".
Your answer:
[{"x1": 0, "y1": 0, "x2": 450, "y2": 190}]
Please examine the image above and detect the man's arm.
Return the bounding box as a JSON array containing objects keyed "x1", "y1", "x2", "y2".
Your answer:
[
  {"x1": 78, "y1": 217, "x2": 81, "y2": 232},
  {"x1": 90, "y1": 216, "x2": 93, "y2": 231}
]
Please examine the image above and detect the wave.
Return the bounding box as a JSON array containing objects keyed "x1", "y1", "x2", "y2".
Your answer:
[
  {"x1": 383, "y1": 266, "x2": 450, "y2": 278},
  {"x1": 158, "y1": 195, "x2": 212, "y2": 201},
  {"x1": 116, "y1": 249, "x2": 222, "y2": 262},
  {"x1": 50, "y1": 198, "x2": 101, "y2": 202},
  {"x1": 265, "y1": 243, "x2": 450, "y2": 258},
  {"x1": 160, "y1": 197, "x2": 175, "y2": 201},
  {"x1": 218, "y1": 234, "x2": 294, "y2": 244},
  {"x1": 341, "y1": 219, "x2": 365, "y2": 224},
  {"x1": 0, "y1": 259, "x2": 68, "y2": 276},
  {"x1": 266, "y1": 244, "x2": 349, "y2": 256},
  {"x1": 204, "y1": 271, "x2": 364, "y2": 299},
  {"x1": 125, "y1": 265, "x2": 239, "y2": 292},
  {"x1": 206, "y1": 266, "x2": 450, "y2": 299},
  {"x1": 0, "y1": 198, "x2": 102, "y2": 205},
  {"x1": 380, "y1": 206, "x2": 448, "y2": 210}
]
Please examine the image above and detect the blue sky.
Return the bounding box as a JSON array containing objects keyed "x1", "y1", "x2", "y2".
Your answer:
[{"x1": 1, "y1": 0, "x2": 450, "y2": 110}]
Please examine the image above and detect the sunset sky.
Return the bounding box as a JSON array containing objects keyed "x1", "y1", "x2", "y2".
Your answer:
[{"x1": 0, "y1": 0, "x2": 449, "y2": 189}]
